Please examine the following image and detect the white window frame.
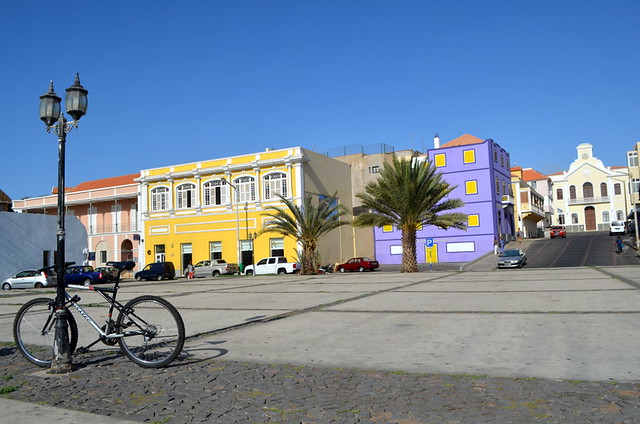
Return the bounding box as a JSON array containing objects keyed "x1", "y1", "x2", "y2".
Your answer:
[
  {"x1": 150, "y1": 186, "x2": 170, "y2": 211},
  {"x1": 263, "y1": 172, "x2": 288, "y2": 200},
  {"x1": 203, "y1": 179, "x2": 228, "y2": 206},
  {"x1": 602, "y1": 211, "x2": 610, "y2": 223},
  {"x1": 235, "y1": 176, "x2": 256, "y2": 203},
  {"x1": 176, "y1": 183, "x2": 197, "y2": 209},
  {"x1": 628, "y1": 151, "x2": 638, "y2": 167}
]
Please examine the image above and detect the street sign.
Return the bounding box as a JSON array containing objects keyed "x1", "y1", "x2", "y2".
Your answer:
[{"x1": 425, "y1": 238, "x2": 434, "y2": 248}]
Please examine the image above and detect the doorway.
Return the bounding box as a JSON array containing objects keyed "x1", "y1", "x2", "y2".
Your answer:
[
  {"x1": 181, "y1": 243, "x2": 192, "y2": 276},
  {"x1": 584, "y1": 206, "x2": 596, "y2": 231}
]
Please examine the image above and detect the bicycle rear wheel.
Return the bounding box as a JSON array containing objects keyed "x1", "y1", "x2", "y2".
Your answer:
[
  {"x1": 117, "y1": 295, "x2": 185, "y2": 368},
  {"x1": 13, "y1": 298, "x2": 78, "y2": 367}
]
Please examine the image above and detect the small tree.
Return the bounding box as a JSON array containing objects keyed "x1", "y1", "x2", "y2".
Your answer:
[
  {"x1": 353, "y1": 156, "x2": 467, "y2": 272},
  {"x1": 262, "y1": 194, "x2": 349, "y2": 274}
]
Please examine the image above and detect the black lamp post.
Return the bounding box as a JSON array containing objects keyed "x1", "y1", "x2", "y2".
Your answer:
[
  {"x1": 39, "y1": 74, "x2": 88, "y2": 373},
  {"x1": 248, "y1": 232, "x2": 258, "y2": 276}
]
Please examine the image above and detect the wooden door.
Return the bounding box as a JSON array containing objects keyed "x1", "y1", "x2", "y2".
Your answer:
[{"x1": 584, "y1": 207, "x2": 596, "y2": 231}]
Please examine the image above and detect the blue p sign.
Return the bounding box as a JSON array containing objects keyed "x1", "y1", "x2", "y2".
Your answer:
[{"x1": 426, "y1": 238, "x2": 434, "y2": 248}]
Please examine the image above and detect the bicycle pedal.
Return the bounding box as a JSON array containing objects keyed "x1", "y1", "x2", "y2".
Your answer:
[{"x1": 75, "y1": 347, "x2": 89, "y2": 354}]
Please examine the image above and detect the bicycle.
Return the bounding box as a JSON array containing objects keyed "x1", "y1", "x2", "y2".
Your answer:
[{"x1": 13, "y1": 260, "x2": 185, "y2": 368}]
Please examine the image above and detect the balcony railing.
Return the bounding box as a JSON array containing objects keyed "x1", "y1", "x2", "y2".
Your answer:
[
  {"x1": 567, "y1": 196, "x2": 609, "y2": 205},
  {"x1": 88, "y1": 222, "x2": 138, "y2": 235},
  {"x1": 520, "y1": 202, "x2": 545, "y2": 217}
]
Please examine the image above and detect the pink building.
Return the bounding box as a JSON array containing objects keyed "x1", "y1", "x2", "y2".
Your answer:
[{"x1": 12, "y1": 174, "x2": 141, "y2": 269}]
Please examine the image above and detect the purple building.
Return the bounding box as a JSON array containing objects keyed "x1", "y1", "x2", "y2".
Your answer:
[{"x1": 374, "y1": 134, "x2": 515, "y2": 264}]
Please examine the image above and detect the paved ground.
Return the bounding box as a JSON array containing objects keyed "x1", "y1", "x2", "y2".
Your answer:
[{"x1": 1, "y1": 243, "x2": 640, "y2": 423}]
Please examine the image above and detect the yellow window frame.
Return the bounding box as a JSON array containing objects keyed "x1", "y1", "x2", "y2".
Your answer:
[
  {"x1": 465, "y1": 180, "x2": 478, "y2": 195},
  {"x1": 463, "y1": 149, "x2": 476, "y2": 164},
  {"x1": 468, "y1": 214, "x2": 480, "y2": 227},
  {"x1": 434, "y1": 153, "x2": 446, "y2": 167}
]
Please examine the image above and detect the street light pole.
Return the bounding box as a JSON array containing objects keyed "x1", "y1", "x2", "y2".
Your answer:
[
  {"x1": 222, "y1": 178, "x2": 241, "y2": 267},
  {"x1": 39, "y1": 74, "x2": 88, "y2": 373},
  {"x1": 248, "y1": 232, "x2": 258, "y2": 277}
]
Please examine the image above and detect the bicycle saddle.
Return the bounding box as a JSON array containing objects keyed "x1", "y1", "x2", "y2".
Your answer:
[{"x1": 106, "y1": 261, "x2": 136, "y2": 271}]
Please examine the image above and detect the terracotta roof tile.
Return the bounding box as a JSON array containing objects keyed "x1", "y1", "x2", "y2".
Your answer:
[
  {"x1": 522, "y1": 168, "x2": 548, "y2": 181},
  {"x1": 440, "y1": 134, "x2": 486, "y2": 148},
  {"x1": 52, "y1": 173, "x2": 139, "y2": 194}
]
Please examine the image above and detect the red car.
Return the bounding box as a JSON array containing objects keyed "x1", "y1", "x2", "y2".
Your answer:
[
  {"x1": 549, "y1": 226, "x2": 567, "y2": 238},
  {"x1": 336, "y1": 257, "x2": 379, "y2": 272}
]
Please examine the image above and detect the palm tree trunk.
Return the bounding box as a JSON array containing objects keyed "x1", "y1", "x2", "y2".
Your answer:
[
  {"x1": 302, "y1": 245, "x2": 315, "y2": 275},
  {"x1": 401, "y1": 228, "x2": 418, "y2": 273}
]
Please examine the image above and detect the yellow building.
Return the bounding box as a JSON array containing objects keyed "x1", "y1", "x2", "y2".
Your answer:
[
  {"x1": 137, "y1": 147, "x2": 354, "y2": 274},
  {"x1": 548, "y1": 143, "x2": 629, "y2": 232}
]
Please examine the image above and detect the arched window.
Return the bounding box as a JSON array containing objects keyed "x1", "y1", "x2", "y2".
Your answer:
[
  {"x1": 263, "y1": 172, "x2": 288, "y2": 200},
  {"x1": 203, "y1": 179, "x2": 228, "y2": 206},
  {"x1": 235, "y1": 176, "x2": 256, "y2": 203},
  {"x1": 600, "y1": 183, "x2": 608, "y2": 197},
  {"x1": 569, "y1": 185, "x2": 577, "y2": 199},
  {"x1": 150, "y1": 186, "x2": 170, "y2": 211},
  {"x1": 582, "y1": 182, "x2": 593, "y2": 198},
  {"x1": 176, "y1": 183, "x2": 196, "y2": 209},
  {"x1": 558, "y1": 214, "x2": 565, "y2": 225},
  {"x1": 602, "y1": 211, "x2": 610, "y2": 223},
  {"x1": 556, "y1": 188, "x2": 563, "y2": 200},
  {"x1": 571, "y1": 213, "x2": 579, "y2": 224},
  {"x1": 614, "y1": 183, "x2": 622, "y2": 195}
]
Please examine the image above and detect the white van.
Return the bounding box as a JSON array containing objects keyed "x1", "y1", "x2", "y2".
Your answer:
[{"x1": 610, "y1": 220, "x2": 626, "y2": 236}]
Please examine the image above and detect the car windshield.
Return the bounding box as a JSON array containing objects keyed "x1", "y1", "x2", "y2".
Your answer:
[{"x1": 500, "y1": 250, "x2": 521, "y2": 257}]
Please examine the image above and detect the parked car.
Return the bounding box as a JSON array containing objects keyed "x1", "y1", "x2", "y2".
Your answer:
[
  {"x1": 2, "y1": 269, "x2": 52, "y2": 291},
  {"x1": 65, "y1": 265, "x2": 108, "y2": 286},
  {"x1": 609, "y1": 220, "x2": 626, "y2": 236},
  {"x1": 193, "y1": 259, "x2": 239, "y2": 278},
  {"x1": 95, "y1": 266, "x2": 119, "y2": 283},
  {"x1": 336, "y1": 257, "x2": 379, "y2": 272},
  {"x1": 549, "y1": 226, "x2": 567, "y2": 238},
  {"x1": 497, "y1": 249, "x2": 527, "y2": 268},
  {"x1": 243, "y1": 257, "x2": 299, "y2": 275},
  {"x1": 134, "y1": 262, "x2": 176, "y2": 281}
]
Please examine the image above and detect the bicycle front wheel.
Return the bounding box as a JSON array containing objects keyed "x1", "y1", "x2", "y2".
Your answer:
[
  {"x1": 13, "y1": 298, "x2": 78, "y2": 367},
  {"x1": 117, "y1": 295, "x2": 185, "y2": 368}
]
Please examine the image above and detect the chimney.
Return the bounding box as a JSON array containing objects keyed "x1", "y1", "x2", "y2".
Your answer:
[{"x1": 433, "y1": 133, "x2": 440, "y2": 149}]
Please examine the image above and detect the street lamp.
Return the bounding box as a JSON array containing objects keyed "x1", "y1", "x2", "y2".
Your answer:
[
  {"x1": 39, "y1": 74, "x2": 88, "y2": 373},
  {"x1": 221, "y1": 178, "x2": 241, "y2": 267},
  {"x1": 248, "y1": 231, "x2": 258, "y2": 276}
]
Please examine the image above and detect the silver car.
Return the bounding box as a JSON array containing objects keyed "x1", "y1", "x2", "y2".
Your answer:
[
  {"x1": 2, "y1": 269, "x2": 52, "y2": 291},
  {"x1": 497, "y1": 249, "x2": 527, "y2": 269}
]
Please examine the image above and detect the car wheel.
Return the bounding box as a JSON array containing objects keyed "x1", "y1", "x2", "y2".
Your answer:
[
  {"x1": 35, "y1": 282, "x2": 44, "y2": 289},
  {"x1": 358, "y1": 266, "x2": 364, "y2": 272},
  {"x1": 277, "y1": 268, "x2": 287, "y2": 274},
  {"x1": 2, "y1": 283, "x2": 11, "y2": 291},
  {"x1": 156, "y1": 275, "x2": 162, "y2": 281},
  {"x1": 246, "y1": 270, "x2": 253, "y2": 276},
  {"x1": 135, "y1": 276, "x2": 142, "y2": 281},
  {"x1": 338, "y1": 267, "x2": 345, "y2": 273},
  {"x1": 212, "y1": 270, "x2": 220, "y2": 278},
  {"x1": 83, "y1": 278, "x2": 92, "y2": 286}
]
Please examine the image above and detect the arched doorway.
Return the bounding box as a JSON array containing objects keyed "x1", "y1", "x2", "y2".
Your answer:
[
  {"x1": 121, "y1": 239, "x2": 134, "y2": 261},
  {"x1": 95, "y1": 241, "x2": 109, "y2": 266},
  {"x1": 584, "y1": 206, "x2": 596, "y2": 231}
]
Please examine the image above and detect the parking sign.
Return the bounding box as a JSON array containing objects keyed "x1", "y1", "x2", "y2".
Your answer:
[{"x1": 425, "y1": 238, "x2": 434, "y2": 248}]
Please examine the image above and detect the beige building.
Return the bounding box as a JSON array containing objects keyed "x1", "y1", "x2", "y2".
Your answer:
[
  {"x1": 548, "y1": 143, "x2": 629, "y2": 232},
  {"x1": 511, "y1": 167, "x2": 546, "y2": 238},
  {"x1": 627, "y1": 142, "x2": 640, "y2": 210}
]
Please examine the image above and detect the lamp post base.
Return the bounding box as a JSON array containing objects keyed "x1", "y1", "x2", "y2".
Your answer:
[{"x1": 48, "y1": 309, "x2": 74, "y2": 374}]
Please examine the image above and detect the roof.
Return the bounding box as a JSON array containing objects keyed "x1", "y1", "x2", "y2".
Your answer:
[
  {"x1": 440, "y1": 134, "x2": 485, "y2": 148},
  {"x1": 52, "y1": 173, "x2": 139, "y2": 194},
  {"x1": 521, "y1": 168, "x2": 548, "y2": 181}
]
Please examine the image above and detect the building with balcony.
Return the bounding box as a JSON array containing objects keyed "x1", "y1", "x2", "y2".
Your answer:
[
  {"x1": 627, "y1": 142, "x2": 640, "y2": 217},
  {"x1": 511, "y1": 167, "x2": 546, "y2": 238},
  {"x1": 0, "y1": 189, "x2": 12, "y2": 212},
  {"x1": 12, "y1": 174, "x2": 141, "y2": 269},
  {"x1": 137, "y1": 147, "x2": 354, "y2": 275},
  {"x1": 373, "y1": 134, "x2": 515, "y2": 264},
  {"x1": 548, "y1": 143, "x2": 629, "y2": 232}
]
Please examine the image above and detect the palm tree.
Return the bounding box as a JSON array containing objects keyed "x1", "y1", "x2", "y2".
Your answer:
[
  {"x1": 353, "y1": 156, "x2": 467, "y2": 273},
  {"x1": 262, "y1": 193, "x2": 349, "y2": 275}
]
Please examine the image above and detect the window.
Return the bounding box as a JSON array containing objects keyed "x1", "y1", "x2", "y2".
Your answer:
[
  {"x1": 556, "y1": 188, "x2": 563, "y2": 200},
  {"x1": 495, "y1": 178, "x2": 500, "y2": 195},
  {"x1": 468, "y1": 214, "x2": 479, "y2": 227},
  {"x1": 210, "y1": 241, "x2": 222, "y2": 260},
  {"x1": 558, "y1": 214, "x2": 565, "y2": 225},
  {"x1": 465, "y1": 180, "x2": 478, "y2": 195},
  {"x1": 493, "y1": 150, "x2": 498, "y2": 162},
  {"x1": 613, "y1": 182, "x2": 624, "y2": 196},
  {"x1": 100, "y1": 250, "x2": 107, "y2": 263},
  {"x1": 416, "y1": 223, "x2": 423, "y2": 230},
  {"x1": 150, "y1": 186, "x2": 170, "y2": 211},
  {"x1": 270, "y1": 237, "x2": 284, "y2": 257},
  {"x1": 631, "y1": 180, "x2": 640, "y2": 194},
  {"x1": 203, "y1": 179, "x2": 228, "y2": 206},
  {"x1": 582, "y1": 182, "x2": 593, "y2": 199},
  {"x1": 390, "y1": 245, "x2": 402, "y2": 255},
  {"x1": 600, "y1": 183, "x2": 608, "y2": 197},
  {"x1": 463, "y1": 150, "x2": 475, "y2": 164},
  {"x1": 263, "y1": 172, "x2": 287, "y2": 200},
  {"x1": 502, "y1": 181, "x2": 506, "y2": 195},
  {"x1": 617, "y1": 210, "x2": 624, "y2": 220},
  {"x1": 569, "y1": 185, "x2": 576, "y2": 199},
  {"x1": 368, "y1": 166, "x2": 380, "y2": 173},
  {"x1": 602, "y1": 211, "x2": 610, "y2": 223},
  {"x1": 571, "y1": 213, "x2": 579, "y2": 224},
  {"x1": 176, "y1": 183, "x2": 196, "y2": 209},
  {"x1": 500, "y1": 155, "x2": 504, "y2": 166},
  {"x1": 235, "y1": 176, "x2": 256, "y2": 203},
  {"x1": 434, "y1": 153, "x2": 446, "y2": 167},
  {"x1": 628, "y1": 151, "x2": 638, "y2": 167},
  {"x1": 382, "y1": 225, "x2": 393, "y2": 232}
]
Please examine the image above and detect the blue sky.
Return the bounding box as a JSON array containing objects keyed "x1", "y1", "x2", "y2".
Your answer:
[{"x1": 1, "y1": 0, "x2": 638, "y2": 200}]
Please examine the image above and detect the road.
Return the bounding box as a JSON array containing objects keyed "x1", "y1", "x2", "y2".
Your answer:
[{"x1": 525, "y1": 231, "x2": 637, "y2": 267}]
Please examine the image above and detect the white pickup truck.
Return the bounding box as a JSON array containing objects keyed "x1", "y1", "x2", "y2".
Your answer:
[
  {"x1": 193, "y1": 259, "x2": 239, "y2": 278},
  {"x1": 244, "y1": 257, "x2": 300, "y2": 275}
]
